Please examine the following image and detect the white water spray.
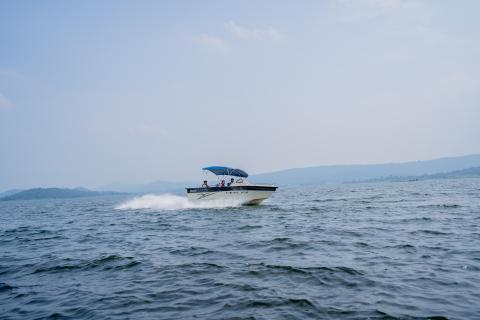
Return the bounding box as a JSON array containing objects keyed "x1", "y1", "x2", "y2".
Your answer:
[{"x1": 115, "y1": 193, "x2": 243, "y2": 210}]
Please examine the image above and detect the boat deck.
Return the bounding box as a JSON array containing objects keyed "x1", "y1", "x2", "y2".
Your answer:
[{"x1": 186, "y1": 185, "x2": 277, "y2": 193}]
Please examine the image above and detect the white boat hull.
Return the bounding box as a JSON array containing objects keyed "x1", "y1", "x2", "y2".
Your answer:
[{"x1": 186, "y1": 188, "x2": 275, "y2": 205}]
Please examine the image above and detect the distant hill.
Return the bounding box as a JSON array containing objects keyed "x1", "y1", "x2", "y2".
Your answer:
[
  {"x1": 0, "y1": 189, "x2": 24, "y2": 198},
  {"x1": 359, "y1": 166, "x2": 480, "y2": 183},
  {"x1": 0, "y1": 187, "x2": 124, "y2": 201},
  {"x1": 250, "y1": 154, "x2": 480, "y2": 186},
  {"x1": 6, "y1": 155, "x2": 477, "y2": 197},
  {"x1": 91, "y1": 154, "x2": 480, "y2": 193}
]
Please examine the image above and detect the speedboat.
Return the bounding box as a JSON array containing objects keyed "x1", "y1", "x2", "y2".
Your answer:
[{"x1": 186, "y1": 166, "x2": 277, "y2": 205}]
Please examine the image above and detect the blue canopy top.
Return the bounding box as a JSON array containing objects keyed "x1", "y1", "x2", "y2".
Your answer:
[{"x1": 203, "y1": 166, "x2": 248, "y2": 178}]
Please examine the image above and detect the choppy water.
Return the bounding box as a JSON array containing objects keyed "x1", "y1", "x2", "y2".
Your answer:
[{"x1": 1, "y1": 179, "x2": 480, "y2": 319}]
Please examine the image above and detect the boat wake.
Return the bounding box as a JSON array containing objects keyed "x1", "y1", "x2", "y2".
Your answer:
[{"x1": 115, "y1": 194, "x2": 243, "y2": 211}]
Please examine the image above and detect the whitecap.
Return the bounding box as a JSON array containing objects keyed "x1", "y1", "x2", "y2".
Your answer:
[{"x1": 115, "y1": 193, "x2": 243, "y2": 211}]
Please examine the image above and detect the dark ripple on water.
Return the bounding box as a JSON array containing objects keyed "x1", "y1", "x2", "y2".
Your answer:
[{"x1": 1, "y1": 179, "x2": 480, "y2": 319}]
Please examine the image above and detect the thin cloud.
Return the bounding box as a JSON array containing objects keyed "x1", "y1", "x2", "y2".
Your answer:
[
  {"x1": 334, "y1": 0, "x2": 404, "y2": 11},
  {"x1": 331, "y1": 0, "x2": 410, "y2": 21},
  {"x1": 129, "y1": 124, "x2": 168, "y2": 137},
  {"x1": 225, "y1": 21, "x2": 284, "y2": 41},
  {"x1": 193, "y1": 33, "x2": 228, "y2": 52},
  {"x1": 0, "y1": 93, "x2": 13, "y2": 109}
]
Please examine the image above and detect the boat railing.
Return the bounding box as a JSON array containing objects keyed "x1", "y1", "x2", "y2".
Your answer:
[{"x1": 249, "y1": 182, "x2": 277, "y2": 187}]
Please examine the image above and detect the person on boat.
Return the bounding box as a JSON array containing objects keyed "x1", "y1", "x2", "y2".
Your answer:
[
  {"x1": 202, "y1": 180, "x2": 209, "y2": 188},
  {"x1": 220, "y1": 180, "x2": 225, "y2": 187},
  {"x1": 227, "y1": 178, "x2": 234, "y2": 186}
]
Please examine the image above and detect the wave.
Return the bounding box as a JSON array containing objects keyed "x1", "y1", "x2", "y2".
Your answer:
[
  {"x1": 417, "y1": 204, "x2": 461, "y2": 209},
  {"x1": 115, "y1": 194, "x2": 243, "y2": 210},
  {"x1": 241, "y1": 297, "x2": 317, "y2": 309},
  {"x1": 411, "y1": 230, "x2": 453, "y2": 236},
  {"x1": 32, "y1": 255, "x2": 141, "y2": 274},
  {"x1": 248, "y1": 263, "x2": 364, "y2": 276},
  {"x1": 0, "y1": 283, "x2": 14, "y2": 292}
]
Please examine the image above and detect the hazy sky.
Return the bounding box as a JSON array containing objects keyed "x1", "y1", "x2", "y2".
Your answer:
[{"x1": 1, "y1": 0, "x2": 479, "y2": 190}]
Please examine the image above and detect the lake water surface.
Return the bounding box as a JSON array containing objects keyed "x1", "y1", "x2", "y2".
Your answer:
[{"x1": 1, "y1": 179, "x2": 479, "y2": 319}]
